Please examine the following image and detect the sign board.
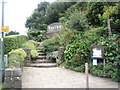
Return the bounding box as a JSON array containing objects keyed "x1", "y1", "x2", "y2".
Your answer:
[
  {"x1": 92, "y1": 48, "x2": 102, "y2": 57},
  {"x1": 1, "y1": 26, "x2": 9, "y2": 32},
  {"x1": 90, "y1": 45, "x2": 104, "y2": 59},
  {"x1": 93, "y1": 58, "x2": 97, "y2": 65}
]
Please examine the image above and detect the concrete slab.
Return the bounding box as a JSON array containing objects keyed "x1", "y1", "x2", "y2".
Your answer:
[{"x1": 22, "y1": 67, "x2": 119, "y2": 88}]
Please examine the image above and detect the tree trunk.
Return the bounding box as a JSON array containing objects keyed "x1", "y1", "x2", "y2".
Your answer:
[{"x1": 107, "y1": 16, "x2": 112, "y2": 36}]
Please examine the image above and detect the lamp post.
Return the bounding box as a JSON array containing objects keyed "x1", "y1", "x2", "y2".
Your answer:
[{"x1": 0, "y1": 0, "x2": 5, "y2": 83}]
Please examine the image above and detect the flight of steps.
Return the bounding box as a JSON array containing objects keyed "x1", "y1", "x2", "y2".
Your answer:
[{"x1": 29, "y1": 50, "x2": 57, "y2": 68}]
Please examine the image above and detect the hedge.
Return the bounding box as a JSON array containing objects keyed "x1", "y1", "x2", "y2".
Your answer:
[{"x1": 4, "y1": 35, "x2": 28, "y2": 54}]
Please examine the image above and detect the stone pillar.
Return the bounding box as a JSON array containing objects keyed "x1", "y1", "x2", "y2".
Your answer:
[
  {"x1": 23, "y1": 48, "x2": 31, "y2": 66},
  {"x1": 58, "y1": 47, "x2": 64, "y2": 62},
  {"x1": 4, "y1": 68, "x2": 22, "y2": 88}
]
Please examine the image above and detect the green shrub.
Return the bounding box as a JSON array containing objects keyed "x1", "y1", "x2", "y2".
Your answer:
[
  {"x1": 4, "y1": 35, "x2": 28, "y2": 54},
  {"x1": 69, "y1": 65, "x2": 76, "y2": 70},
  {"x1": 64, "y1": 39, "x2": 91, "y2": 67},
  {"x1": 111, "y1": 68, "x2": 120, "y2": 82},
  {"x1": 40, "y1": 38, "x2": 57, "y2": 52},
  {"x1": 27, "y1": 30, "x2": 46, "y2": 41},
  {"x1": 40, "y1": 30, "x2": 79, "y2": 53},
  {"x1": 64, "y1": 27, "x2": 106, "y2": 67},
  {"x1": 74, "y1": 65, "x2": 85, "y2": 72},
  {"x1": 89, "y1": 60, "x2": 120, "y2": 82},
  {"x1": 60, "y1": 62, "x2": 70, "y2": 69},
  {"x1": 99, "y1": 35, "x2": 119, "y2": 81},
  {"x1": 30, "y1": 50, "x2": 38, "y2": 59},
  {"x1": 22, "y1": 40, "x2": 37, "y2": 50},
  {"x1": 22, "y1": 40, "x2": 38, "y2": 61},
  {"x1": 8, "y1": 48, "x2": 27, "y2": 67},
  {"x1": 89, "y1": 64, "x2": 105, "y2": 77}
]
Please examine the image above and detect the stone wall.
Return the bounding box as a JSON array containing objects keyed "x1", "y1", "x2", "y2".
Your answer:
[{"x1": 4, "y1": 68, "x2": 22, "y2": 88}]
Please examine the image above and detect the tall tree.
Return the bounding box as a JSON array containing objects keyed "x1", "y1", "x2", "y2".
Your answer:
[
  {"x1": 99, "y1": 2, "x2": 120, "y2": 35},
  {"x1": 86, "y1": 2, "x2": 116, "y2": 27},
  {"x1": 60, "y1": 2, "x2": 88, "y2": 31},
  {"x1": 25, "y1": 2, "x2": 50, "y2": 30},
  {"x1": 25, "y1": 2, "x2": 76, "y2": 41},
  {"x1": 46, "y1": 2, "x2": 76, "y2": 24},
  {"x1": 25, "y1": 2, "x2": 75, "y2": 30},
  {"x1": 102, "y1": 6, "x2": 118, "y2": 36}
]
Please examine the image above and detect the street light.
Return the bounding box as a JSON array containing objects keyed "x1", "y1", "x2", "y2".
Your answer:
[{"x1": 0, "y1": 0, "x2": 5, "y2": 83}]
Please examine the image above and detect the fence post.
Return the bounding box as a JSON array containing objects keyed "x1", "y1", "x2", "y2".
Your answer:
[{"x1": 85, "y1": 63, "x2": 89, "y2": 90}]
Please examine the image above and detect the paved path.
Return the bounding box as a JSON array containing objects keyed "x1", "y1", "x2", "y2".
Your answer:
[{"x1": 22, "y1": 67, "x2": 119, "y2": 88}]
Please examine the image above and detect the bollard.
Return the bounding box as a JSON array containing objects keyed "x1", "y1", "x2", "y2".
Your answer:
[{"x1": 4, "y1": 55, "x2": 8, "y2": 67}]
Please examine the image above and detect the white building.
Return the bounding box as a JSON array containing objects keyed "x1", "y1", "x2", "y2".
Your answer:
[{"x1": 46, "y1": 22, "x2": 62, "y2": 37}]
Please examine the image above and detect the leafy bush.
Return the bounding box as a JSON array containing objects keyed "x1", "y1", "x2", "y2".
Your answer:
[
  {"x1": 4, "y1": 35, "x2": 28, "y2": 54},
  {"x1": 30, "y1": 50, "x2": 38, "y2": 59},
  {"x1": 40, "y1": 30, "x2": 80, "y2": 53},
  {"x1": 60, "y1": 62, "x2": 70, "y2": 69},
  {"x1": 22, "y1": 40, "x2": 38, "y2": 61},
  {"x1": 103, "y1": 35, "x2": 120, "y2": 81},
  {"x1": 64, "y1": 27, "x2": 106, "y2": 68},
  {"x1": 22, "y1": 40, "x2": 37, "y2": 50},
  {"x1": 40, "y1": 37, "x2": 58, "y2": 52},
  {"x1": 64, "y1": 39, "x2": 91, "y2": 67},
  {"x1": 27, "y1": 30, "x2": 46, "y2": 41},
  {"x1": 8, "y1": 48, "x2": 27, "y2": 67},
  {"x1": 74, "y1": 65, "x2": 85, "y2": 72},
  {"x1": 89, "y1": 63, "x2": 105, "y2": 77},
  {"x1": 69, "y1": 65, "x2": 76, "y2": 70},
  {"x1": 89, "y1": 62, "x2": 120, "y2": 82}
]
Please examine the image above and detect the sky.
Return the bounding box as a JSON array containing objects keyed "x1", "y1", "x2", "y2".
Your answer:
[{"x1": 0, "y1": 0, "x2": 55, "y2": 36}]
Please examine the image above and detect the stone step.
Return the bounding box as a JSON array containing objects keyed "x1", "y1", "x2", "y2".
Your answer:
[
  {"x1": 38, "y1": 52, "x2": 46, "y2": 55},
  {"x1": 33, "y1": 60, "x2": 53, "y2": 63},
  {"x1": 37, "y1": 56, "x2": 46, "y2": 59},
  {"x1": 38, "y1": 50, "x2": 44, "y2": 53},
  {"x1": 29, "y1": 63, "x2": 57, "y2": 68}
]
